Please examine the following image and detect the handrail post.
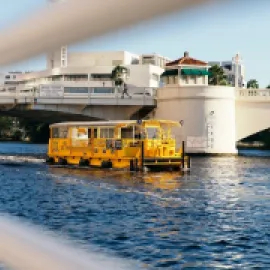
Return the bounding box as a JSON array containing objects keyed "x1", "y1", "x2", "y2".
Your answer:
[
  {"x1": 141, "y1": 140, "x2": 144, "y2": 172},
  {"x1": 182, "y1": 140, "x2": 185, "y2": 169}
]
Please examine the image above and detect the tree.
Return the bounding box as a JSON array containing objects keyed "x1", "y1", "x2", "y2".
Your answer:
[
  {"x1": 247, "y1": 79, "x2": 259, "y2": 89},
  {"x1": 111, "y1": 65, "x2": 129, "y2": 87},
  {"x1": 18, "y1": 119, "x2": 49, "y2": 143},
  {"x1": 0, "y1": 116, "x2": 13, "y2": 138},
  {"x1": 266, "y1": 85, "x2": 270, "y2": 89},
  {"x1": 220, "y1": 78, "x2": 231, "y2": 86},
  {"x1": 208, "y1": 65, "x2": 227, "y2": 86}
]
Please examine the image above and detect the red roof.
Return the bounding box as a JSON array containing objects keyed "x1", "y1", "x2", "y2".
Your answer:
[{"x1": 166, "y1": 52, "x2": 207, "y2": 67}]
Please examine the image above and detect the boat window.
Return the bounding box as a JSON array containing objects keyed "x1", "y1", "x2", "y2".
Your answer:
[
  {"x1": 100, "y1": 128, "x2": 114, "y2": 138},
  {"x1": 93, "y1": 128, "x2": 98, "y2": 138},
  {"x1": 146, "y1": 127, "x2": 159, "y2": 139},
  {"x1": 52, "y1": 128, "x2": 59, "y2": 138},
  {"x1": 121, "y1": 127, "x2": 133, "y2": 139},
  {"x1": 52, "y1": 127, "x2": 68, "y2": 138},
  {"x1": 77, "y1": 127, "x2": 88, "y2": 139}
]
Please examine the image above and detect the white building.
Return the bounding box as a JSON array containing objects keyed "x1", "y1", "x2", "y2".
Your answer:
[
  {"x1": 161, "y1": 51, "x2": 210, "y2": 86},
  {"x1": 208, "y1": 59, "x2": 246, "y2": 88},
  {"x1": 154, "y1": 52, "x2": 237, "y2": 155},
  {"x1": 0, "y1": 50, "x2": 170, "y2": 96}
]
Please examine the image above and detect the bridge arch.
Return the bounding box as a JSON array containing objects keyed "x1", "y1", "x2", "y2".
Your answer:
[{"x1": 236, "y1": 99, "x2": 270, "y2": 141}]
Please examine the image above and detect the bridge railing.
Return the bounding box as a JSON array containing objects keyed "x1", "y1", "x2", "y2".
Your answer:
[
  {"x1": 236, "y1": 89, "x2": 270, "y2": 100},
  {"x1": 0, "y1": 86, "x2": 157, "y2": 107},
  {"x1": 0, "y1": 86, "x2": 157, "y2": 99}
]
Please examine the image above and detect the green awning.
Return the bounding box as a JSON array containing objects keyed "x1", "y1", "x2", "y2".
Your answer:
[
  {"x1": 181, "y1": 69, "x2": 210, "y2": 76},
  {"x1": 161, "y1": 68, "x2": 210, "y2": 77},
  {"x1": 160, "y1": 69, "x2": 178, "y2": 77}
]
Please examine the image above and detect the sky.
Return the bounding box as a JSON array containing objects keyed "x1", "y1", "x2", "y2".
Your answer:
[{"x1": 1, "y1": 0, "x2": 270, "y2": 86}]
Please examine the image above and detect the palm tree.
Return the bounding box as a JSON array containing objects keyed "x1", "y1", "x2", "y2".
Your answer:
[
  {"x1": 247, "y1": 79, "x2": 259, "y2": 89},
  {"x1": 111, "y1": 65, "x2": 129, "y2": 87},
  {"x1": 208, "y1": 65, "x2": 227, "y2": 86}
]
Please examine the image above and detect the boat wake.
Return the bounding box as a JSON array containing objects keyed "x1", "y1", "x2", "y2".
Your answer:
[
  {"x1": 45, "y1": 168, "x2": 188, "y2": 205},
  {"x1": 0, "y1": 155, "x2": 45, "y2": 166}
]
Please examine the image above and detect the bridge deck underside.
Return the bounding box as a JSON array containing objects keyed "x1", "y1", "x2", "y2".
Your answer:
[
  {"x1": 0, "y1": 103, "x2": 156, "y2": 123},
  {"x1": 236, "y1": 101, "x2": 270, "y2": 141}
]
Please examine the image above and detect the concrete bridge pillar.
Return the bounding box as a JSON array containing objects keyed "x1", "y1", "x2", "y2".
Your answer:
[{"x1": 154, "y1": 85, "x2": 237, "y2": 155}]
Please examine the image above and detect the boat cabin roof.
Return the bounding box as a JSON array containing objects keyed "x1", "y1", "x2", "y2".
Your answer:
[{"x1": 50, "y1": 120, "x2": 181, "y2": 128}]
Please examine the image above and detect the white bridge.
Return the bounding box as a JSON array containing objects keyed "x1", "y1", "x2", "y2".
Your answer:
[
  {"x1": 235, "y1": 88, "x2": 270, "y2": 141},
  {"x1": 154, "y1": 86, "x2": 270, "y2": 153},
  {"x1": 0, "y1": 86, "x2": 156, "y2": 122},
  {"x1": 0, "y1": 86, "x2": 270, "y2": 143}
]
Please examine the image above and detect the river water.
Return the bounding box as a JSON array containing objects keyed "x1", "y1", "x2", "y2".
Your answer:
[{"x1": 0, "y1": 142, "x2": 270, "y2": 269}]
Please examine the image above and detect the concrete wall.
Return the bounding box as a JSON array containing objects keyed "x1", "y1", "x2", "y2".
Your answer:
[
  {"x1": 154, "y1": 85, "x2": 237, "y2": 154},
  {"x1": 127, "y1": 65, "x2": 163, "y2": 88}
]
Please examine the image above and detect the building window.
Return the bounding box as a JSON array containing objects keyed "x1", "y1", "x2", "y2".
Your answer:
[
  {"x1": 92, "y1": 87, "x2": 114, "y2": 94},
  {"x1": 152, "y1": 73, "x2": 159, "y2": 81},
  {"x1": 64, "y1": 87, "x2": 89, "y2": 94},
  {"x1": 183, "y1": 76, "x2": 188, "y2": 84},
  {"x1": 161, "y1": 77, "x2": 168, "y2": 85},
  {"x1": 52, "y1": 75, "x2": 62, "y2": 81},
  {"x1": 112, "y1": 60, "x2": 123, "y2": 66},
  {"x1": 169, "y1": 76, "x2": 174, "y2": 84},
  {"x1": 190, "y1": 76, "x2": 196, "y2": 84},
  {"x1": 131, "y1": 58, "x2": 139, "y2": 64},
  {"x1": 4, "y1": 81, "x2": 19, "y2": 85},
  {"x1": 64, "y1": 74, "x2": 88, "y2": 81},
  {"x1": 91, "y1": 73, "x2": 112, "y2": 81},
  {"x1": 202, "y1": 76, "x2": 206, "y2": 84},
  {"x1": 142, "y1": 56, "x2": 155, "y2": 65}
]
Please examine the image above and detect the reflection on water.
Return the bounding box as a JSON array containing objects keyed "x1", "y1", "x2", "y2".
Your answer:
[
  {"x1": 49, "y1": 167, "x2": 184, "y2": 191},
  {"x1": 0, "y1": 146, "x2": 270, "y2": 269}
]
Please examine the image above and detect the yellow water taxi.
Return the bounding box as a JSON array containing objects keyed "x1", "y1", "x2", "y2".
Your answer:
[{"x1": 46, "y1": 120, "x2": 190, "y2": 171}]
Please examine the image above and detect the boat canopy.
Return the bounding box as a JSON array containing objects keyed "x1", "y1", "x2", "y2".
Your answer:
[{"x1": 50, "y1": 120, "x2": 181, "y2": 128}]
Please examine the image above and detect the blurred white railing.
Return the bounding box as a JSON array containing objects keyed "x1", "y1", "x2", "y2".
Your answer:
[{"x1": 0, "y1": 215, "x2": 138, "y2": 270}]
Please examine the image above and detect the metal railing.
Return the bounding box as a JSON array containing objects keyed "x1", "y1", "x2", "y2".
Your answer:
[{"x1": 0, "y1": 86, "x2": 157, "y2": 99}]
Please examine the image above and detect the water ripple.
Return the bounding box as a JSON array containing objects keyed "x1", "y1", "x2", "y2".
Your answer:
[{"x1": 0, "y1": 145, "x2": 270, "y2": 269}]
